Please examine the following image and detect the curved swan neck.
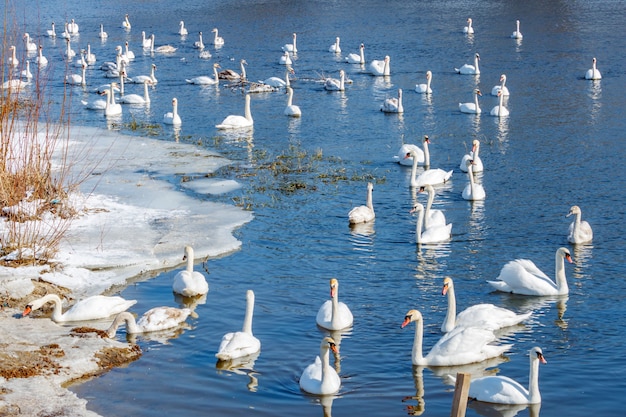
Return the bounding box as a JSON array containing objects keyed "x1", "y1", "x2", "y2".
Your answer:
[
  {"x1": 106, "y1": 312, "x2": 139, "y2": 337},
  {"x1": 424, "y1": 187, "x2": 435, "y2": 228},
  {"x1": 286, "y1": 88, "x2": 294, "y2": 106},
  {"x1": 33, "y1": 294, "x2": 63, "y2": 321},
  {"x1": 242, "y1": 290, "x2": 255, "y2": 334},
  {"x1": 442, "y1": 284, "x2": 456, "y2": 332},
  {"x1": 528, "y1": 353, "x2": 542, "y2": 402},
  {"x1": 320, "y1": 342, "x2": 332, "y2": 384},
  {"x1": 555, "y1": 251, "x2": 569, "y2": 294},
  {"x1": 412, "y1": 317, "x2": 425, "y2": 365}
]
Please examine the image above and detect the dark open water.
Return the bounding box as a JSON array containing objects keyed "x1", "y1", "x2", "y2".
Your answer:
[{"x1": 6, "y1": 0, "x2": 625, "y2": 416}]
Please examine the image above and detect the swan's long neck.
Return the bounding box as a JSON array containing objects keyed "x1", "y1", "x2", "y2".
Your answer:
[
  {"x1": 285, "y1": 69, "x2": 291, "y2": 86},
  {"x1": 498, "y1": 91, "x2": 504, "y2": 110},
  {"x1": 244, "y1": 96, "x2": 252, "y2": 122},
  {"x1": 415, "y1": 208, "x2": 424, "y2": 244},
  {"x1": 359, "y1": 46, "x2": 365, "y2": 64},
  {"x1": 339, "y1": 72, "x2": 345, "y2": 90},
  {"x1": 571, "y1": 212, "x2": 582, "y2": 234},
  {"x1": 365, "y1": 186, "x2": 373, "y2": 211},
  {"x1": 426, "y1": 75, "x2": 431, "y2": 90},
  {"x1": 410, "y1": 152, "x2": 419, "y2": 186},
  {"x1": 528, "y1": 354, "x2": 542, "y2": 403},
  {"x1": 242, "y1": 291, "x2": 255, "y2": 334},
  {"x1": 423, "y1": 141, "x2": 430, "y2": 168},
  {"x1": 384, "y1": 57, "x2": 390, "y2": 76},
  {"x1": 35, "y1": 294, "x2": 64, "y2": 322},
  {"x1": 143, "y1": 82, "x2": 150, "y2": 101},
  {"x1": 331, "y1": 291, "x2": 341, "y2": 329},
  {"x1": 397, "y1": 90, "x2": 403, "y2": 112},
  {"x1": 516, "y1": 20, "x2": 521, "y2": 32},
  {"x1": 107, "y1": 312, "x2": 139, "y2": 336},
  {"x1": 442, "y1": 285, "x2": 456, "y2": 332},
  {"x1": 320, "y1": 343, "x2": 332, "y2": 389},
  {"x1": 214, "y1": 66, "x2": 220, "y2": 83},
  {"x1": 474, "y1": 55, "x2": 480, "y2": 72},
  {"x1": 240, "y1": 61, "x2": 247, "y2": 80},
  {"x1": 185, "y1": 247, "x2": 194, "y2": 273},
  {"x1": 468, "y1": 163, "x2": 476, "y2": 195},
  {"x1": 474, "y1": 92, "x2": 480, "y2": 109},
  {"x1": 119, "y1": 72, "x2": 125, "y2": 95},
  {"x1": 555, "y1": 251, "x2": 569, "y2": 294},
  {"x1": 424, "y1": 188, "x2": 434, "y2": 229},
  {"x1": 412, "y1": 318, "x2": 425, "y2": 365}
]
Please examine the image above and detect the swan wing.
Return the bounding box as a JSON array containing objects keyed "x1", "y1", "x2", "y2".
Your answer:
[
  {"x1": 216, "y1": 331, "x2": 261, "y2": 360},
  {"x1": 137, "y1": 307, "x2": 191, "y2": 332},
  {"x1": 420, "y1": 223, "x2": 452, "y2": 244},
  {"x1": 455, "y1": 304, "x2": 531, "y2": 331},
  {"x1": 468, "y1": 375, "x2": 531, "y2": 404},
  {"x1": 348, "y1": 205, "x2": 375, "y2": 224},
  {"x1": 414, "y1": 169, "x2": 453, "y2": 186},
  {"x1": 63, "y1": 296, "x2": 136, "y2": 322},
  {"x1": 492, "y1": 259, "x2": 558, "y2": 295},
  {"x1": 427, "y1": 326, "x2": 510, "y2": 366},
  {"x1": 316, "y1": 300, "x2": 333, "y2": 327}
]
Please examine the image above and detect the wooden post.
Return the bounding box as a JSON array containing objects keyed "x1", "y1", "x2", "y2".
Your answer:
[{"x1": 450, "y1": 372, "x2": 471, "y2": 417}]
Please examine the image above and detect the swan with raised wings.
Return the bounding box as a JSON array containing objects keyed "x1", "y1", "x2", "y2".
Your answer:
[
  {"x1": 411, "y1": 202, "x2": 451, "y2": 244},
  {"x1": 106, "y1": 307, "x2": 191, "y2": 337},
  {"x1": 299, "y1": 337, "x2": 341, "y2": 395},
  {"x1": 490, "y1": 90, "x2": 509, "y2": 117},
  {"x1": 345, "y1": 43, "x2": 365, "y2": 64},
  {"x1": 459, "y1": 89, "x2": 482, "y2": 114},
  {"x1": 488, "y1": 247, "x2": 573, "y2": 296},
  {"x1": 491, "y1": 74, "x2": 510, "y2": 96},
  {"x1": 324, "y1": 69, "x2": 345, "y2": 91},
  {"x1": 511, "y1": 20, "x2": 523, "y2": 39},
  {"x1": 216, "y1": 94, "x2": 254, "y2": 129},
  {"x1": 468, "y1": 347, "x2": 546, "y2": 404},
  {"x1": 585, "y1": 57, "x2": 602, "y2": 80},
  {"x1": 284, "y1": 86, "x2": 301, "y2": 117},
  {"x1": 369, "y1": 55, "x2": 390, "y2": 76},
  {"x1": 463, "y1": 18, "x2": 474, "y2": 34},
  {"x1": 163, "y1": 97, "x2": 182, "y2": 126},
  {"x1": 462, "y1": 160, "x2": 486, "y2": 201},
  {"x1": 419, "y1": 184, "x2": 446, "y2": 229},
  {"x1": 348, "y1": 182, "x2": 374, "y2": 224},
  {"x1": 216, "y1": 290, "x2": 261, "y2": 360},
  {"x1": 460, "y1": 139, "x2": 483, "y2": 172},
  {"x1": 23, "y1": 294, "x2": 136, "y2": 323},
  {"x1": 316, "y1": 278, "x2": 353, "y2": 330},
  {"x1": 173, "y1": 245, "x2": 208, "y2": 296},
  {"x1": 401, "y1": 309, "x2": 511, "y2": 366},
  {"x1": 441, "y1": 277, "x2": 531, "y2": 333},
  {"x1": 455, "y1": 53, "x2": 480, "y2": 75},
  {"x1": 566, "y1": 205, "x2": 593, "y2": 243},
  {"x1": 415, "y1": 71, "x2": 432, "y2": 94},
  {"x1": 186, "y1": 63, "x2": 220, "y2": 85},
  {"x1": 381, "y1": 88, "x2": 404, "y2": 113}
]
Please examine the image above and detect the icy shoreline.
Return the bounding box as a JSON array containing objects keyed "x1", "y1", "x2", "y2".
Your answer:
[{"x1": 0, "y1": 125, "x2": 253, "y2": 416}]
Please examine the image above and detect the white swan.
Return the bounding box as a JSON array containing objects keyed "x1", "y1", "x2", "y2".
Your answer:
[
  {"x1": 173, "y1": 245, "x2": 209, "y2": 296},
  {"x1": 178, "y1": 21, "x2": 188, "y2": 36},
  {"x1": 345, "y1": 43, "x2": 365, "y2": 64},
  {"x1": 488, "y1": 247, "x2": 573, "y2": 296},
  {"x1": 23, "y1": 33, "x2": 37, "y2": 52},
  {"x1": 186, "y1": 63, "x2": 220, "y2": 85},
  {"x1": 85, "y1": 44, "x2": 97, "y2": 65},
  {"x1": 585, "y1": 57, "x2": 602, "y2": 80},
  {"x1": 415, "y1": 71, "x2": 432, "y2": 94},
  {"x1": 411, "y1": 202, "x2": 452, "y2": 244},
  {"x1": 216, "y1": 94, "x2": 253, "y2": 129},
  {"x1": 282, "y1": 32, "x2": 297, "y2": 53},
  {"x1": 99, "y1": 23, "x2": 108, "y2": 39},
  {"x1": 2, "y1": 79, "x2": 29, "y2": 90},
  {"x1": 348, "y1": 182, "x2": 375, "y2": 224},
  {"x1": 150, "y1": 34, "x2": 177, "y2": 53},
  {"x1": 36, "y1": 45, "x2": 48, "y2": 67},
  {"x1": 74, "y1": 51, "x2": 87, "y2": 68},
  {"x1": 20, "y1": 61, "x2": 32, "y2": 81},
  {"x1": 103, "y1": 84, "x2": 122, "y2": 117},
  {"x1": 401, "y1": 309, "x2": 511, "y2": 366},
  {"x1": 406, "y1": 142, "x2": 453, "y2": 187},
  {"x1": 511, "y1": 20, "x2": 523, "y2": 39},
  {"x1": 216, "y1": 290, "x2": 261, "y2": 360},
  {"x1": 459, "y1": 89, "x2": 482, "y2": 114},
  {"x1": 419, "y1": 184, "x2": 446, "y2": 229},
  {"x1": 395, "y1": 135, "x2": 427, "y2": 166},
  {"x1": 67, "y1": 19, "x2": 79, "y2": 34},
  {"x1": 123, "y1": 41, "x2": 135, "y2": 60},
  {"x1": 81, "y1": 94, "x2": 108, "y2": 110},
  {"x1": 8, "y1": 45, "x2": 18, "y2": 67},
  {"x1": 329, "y1": 37, "x2": 341, "y2": 53},
  {"x1": 279, "y1": 51, "x2": 292, "y2": 65},
  {"x1": 66, "y1": 64, "x2": 87, "y2": 86},
  {"x1": 121, "y1": 14, "x2": 131, "y2": 30},
  {"x1": 61, "y1": 22, "x2": 71, "y2": 39},
  {"x1": 324, "y1": 69, "x2": 345, "y2": 91},
  {"x1": 141, "y1": 31, "x2": 152, "y2": 48},
  {"x1": 119, "y1": 79, "x2": 152, "y2": 105},
  {"x1": 490, "y1": 90, "x2": 510, "y2": 117},
  {"x1": 299, "y1": 337, "x2": 341, "y2": 395},
  {"x1": 219, "y1": 59, "x2": 247, "y2": 81},
  {"x1": 468, "y1": 347, "x2": 547, "y2": 404},
  {"x1": 22, "y1": 294, "x2": 136, "y2": 323},
  {"x1": 381, "y1": 88, "x2": 404, "y2": 113},
  {"x1": 65, "y1": 38, "x2": 76, "y2": 59},
  {"x1": 130, "y1": 63, "x2": 157, "y2": 84},
  {"x1": 463, "y1": 18, "x2": 474, "y2": 34},
  {"x1": 212, "y1": 28, "x2": 225, "y2": 46},
  {"x1": 462, "y1": 159, "x2": 486, "y2": 201},
  {"x1": 441, "y1": 277, "x2": 531, "y2": 333},
  {"x1": 491, "y1": 74, "x2": 510, "y2": 96},
  {"x1": 455, "y1": 53, "x2": 480, "y2": 75},
  {"x1": 46, "y1": 22, "x2": 57, "y2": 38},
  {"x1": 566, "y1": 205, "x2": 593, "y2": 244},
  {"x1": 264, "y1": 68, "x2": 293, "y2": 88},
  {"x1": 106, "y1": 307, "x2": 191, "y2": 337},
  {"x1": 193, "y1": 32, "x2": 205, "y2": 49},
  {"x1": 369, "y1": 55, "x2": 390, "y2": 76},
  {"x1": 316, "y1": 278, "x2": 353, "y2": 330},
  {"x1": 459, "y1": 139, "x2": 484, "y2": 172},
  {"x1": 284, "y1": 86, "x2": 301, "y2": 117},
  {"x1": 163, "y1": 97, "x2": 182, "y2": 126}
]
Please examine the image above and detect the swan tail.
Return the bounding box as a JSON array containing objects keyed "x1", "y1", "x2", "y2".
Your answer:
[{"x1": 487, "y1": 280, "x2": 512, "y2": 292}]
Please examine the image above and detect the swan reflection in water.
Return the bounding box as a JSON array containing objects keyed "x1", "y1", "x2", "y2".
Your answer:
[
  {"x1": 215, "y1": 350, "x2": 260, "y2": 392},
  {"x1": 469, "y1": 400, "x2": 540, "y2": 417},
  {"x1": 123, "y1": 321, "x2": 192, "y2": 345}
]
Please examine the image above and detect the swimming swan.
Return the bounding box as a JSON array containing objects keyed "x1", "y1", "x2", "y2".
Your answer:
[
  {"x1": 316, "y1": 278, "x2": 354, "y2": 330},
  {"x1": 186, "y1": 63, "x2": 220, "y2": 85},
  {"x1": 216, "y1": 290, "x2": 261, "y2": 360},
  {"x1": 410, "y1": 202, "x2": 452, "y2": 244},
  {"x1": 216, "y1": 94, "x2": 253, "y2": 129},
  {"x1": 106, "y1": 307, "x2": 192, "y2": 337},
  {"x1": 459, "y1": 89, "x2": 482, "y2": 114},
  {"x1": 348, "y1": 182, "x2": 375, "y2": 224},
  {"x1": 395, "y1": 135, "x2": 427, "y2": 166},
  {"x1": 463, "y1": 18, "x2": 474, "y2": 34},
  {"x1": 488, "y1": 247, "x2": 573, "y2": 296},
  {"x1": 459, "y1": 139, "x2": 483, "y2": 172},
  {"x1": 324, "y1": 69, "x2": 345, "y2": 91},
  {"x1": 566, "y1": 205, "x2": 593, "y2": 244},
  {"x1": 299, "y1": 337, "x2": 341, "y2": 395},
  {"x1": 462, "y1": 159, "x2": 486, "y2": 201},
  {"x1": 173, "y1": 245, "x2": 208, "y2": 295},
  {"x1": 491, "y1": 74, "x2": 510, "y2": 96},
  {"x1": 369, "y1": 55, "x2": 390, "y2": 76},
  {"x1": 23, "y1": 294, "x2": 136, "y2": 323},
  {"x1": 585, "y1": 57, "x2": 602, "y2": 80},
  {"x1": 284, "y1": 86, "x2": 302, "y2": 117},
  {"x1": 511, "y1": 20, "x2": 523, "y2": 39},
  {"x1": 406, "y1": 138, "x2": 453, "y2": 186},
  {"x1": 381, "y1": 88, "x2": 404, "y2": 113},
  {"x1": 345, "y1": 43, "x2": 365, "y2": 64},
  {"x1": 490, "y1": 90, "x2": 509, "y2": 117},
  {"x1": 418, "y1": 184, "x2": 446, "y2": 229},
  {"x1": 455, "y1": 53, "x2": 480, "y2": 75},
  {"x1": 329, "y1": 37, "x2": 341, "y2": 53},
  {"x1": 415, "y1": 71, "x2": 432, "y2": 94}
]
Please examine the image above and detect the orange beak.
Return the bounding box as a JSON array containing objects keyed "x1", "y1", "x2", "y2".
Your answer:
[
  {"x1": 401, "y1": 316, "x2": 411, "y2": 328},
  {"x1": 565, "y1": 254, "x2": 573, "y2": 263},
  {"x1": 329, "y1": 343, "x2": 339, "y2": 355},
  {"x1": 442, "y1": 284, "x2": 449, "y2": 296},
  {"x1": 22, "y1": 305, "x2": 32, "y2": 317}
]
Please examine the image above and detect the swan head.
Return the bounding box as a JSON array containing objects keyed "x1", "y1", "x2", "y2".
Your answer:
[
  {"x1": 183, "y1": 245, "x2": 193, "y2": 261},
  {"x1": 557, "y1": 247, "x2": 573, "y2": 263},
  {"x1": 360, "y1": 43, "x2": 364, "y2": 49},
  {"x1": 566, "y1": 205, "x2": 582, "y2": 217},
  {"x1": 500, "y1": 74, "x2": 506, "y2": 82},
  {"x1": 530, "y1": 346, "x2": 547, "y2": 364},
  {"x1": 322, "y1": 336, "x2": 339, "y2": 354},
  {"x1": 472, "y1": 139, "x2": 480, "y2": 149},
  {"x1": 426, "y1": 70, "x2": 432, "y2": 79},
  {"x1": 467, "y1": 18, "x2": 472, "y2": 24},
  {"x1": 442, "y1": 277, "x2": 454, "y2": 295},
  {"x1": 423, "y1": 135, "x2": 430, "y2": 144},
  {"x1": 401, "y1": 309, "x2": 422, "y2": 328},
  {"x1": 475, "y1": 53, "x2": 480, "y2": 60},
  {"x1": 329, "y1": 278, "x2": 339, "y2": 298},
  {"x1": 409, "y1": 203, "x2": 424, "y2": 215},
  {"x1": 474, "y1": 89, "x2": 482, "y2": 96}
]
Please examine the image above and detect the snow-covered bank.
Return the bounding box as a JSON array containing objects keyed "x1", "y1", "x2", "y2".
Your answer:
[{"x1": 0, "y1": 124, "x2": 253, "y2": 416}]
